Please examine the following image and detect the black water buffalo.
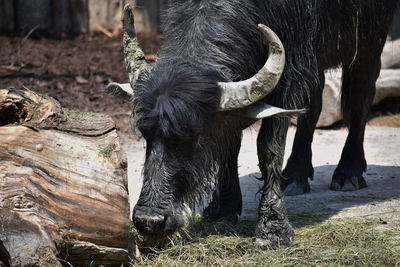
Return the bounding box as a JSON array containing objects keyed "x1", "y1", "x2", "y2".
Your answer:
[{"x1": 108, "y1": 1, "x2": 399, "y2": 246}]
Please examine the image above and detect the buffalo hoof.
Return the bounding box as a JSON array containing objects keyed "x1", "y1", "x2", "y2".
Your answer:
[
  {"x1": 255, "y1": 218, "x2": 294, "y2": 248},
  {"x1": 283, "y1": 181, "x2": 310, "y2": 196},
  {"x1": 330, "y1": 173, "x2": 367, "y2": 191},
  {"x1": 281, "y1": 165, "x2": 313, "y2": 196}
]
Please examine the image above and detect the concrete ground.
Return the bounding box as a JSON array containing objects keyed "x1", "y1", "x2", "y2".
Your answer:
[{"x1": 125, "y1": 126, "x2": 400, "y2": 225}]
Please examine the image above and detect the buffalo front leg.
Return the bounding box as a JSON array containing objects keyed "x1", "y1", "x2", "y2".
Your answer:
[
  {"x1": 203, "y1": 130, "x2": 242, "y2": 225},
  {"x1": 255, "y1": 117, "x2": 294, "y2": 247}
]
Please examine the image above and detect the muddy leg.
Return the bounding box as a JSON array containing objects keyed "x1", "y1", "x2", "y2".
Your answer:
[
  {"x1": 282, "y1": 71, "x2": 324, "y2": 195},
  {"x1": 255, "y1": 117, "x2": 294, "y2": 247}
]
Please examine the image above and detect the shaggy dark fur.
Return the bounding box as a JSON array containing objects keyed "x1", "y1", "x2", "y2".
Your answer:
[
  {"x1": 132, "y1": 0, "x2": 399, "y2": 245},
  {"x1": 134, "y1": 60, "x2": 221, "y2": 140}
]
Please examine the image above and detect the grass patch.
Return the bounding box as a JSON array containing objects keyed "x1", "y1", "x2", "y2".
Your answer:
[{"x1": 131, "y1": 215, "x2": 400, "y2": 267}]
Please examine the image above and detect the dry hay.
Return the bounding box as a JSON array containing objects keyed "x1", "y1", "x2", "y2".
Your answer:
[{"x1": 131, "y1": 214, "x2": 400, "y2": 267}]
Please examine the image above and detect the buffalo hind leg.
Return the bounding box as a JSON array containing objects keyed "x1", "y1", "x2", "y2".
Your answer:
[
  {"x1": 331, "y1": 53, "x2": 382, "y2": 191},
  {"x1": 282, "y1": 71, "x2": 324, "y2": 195},
  {"x1": 203, "y1": 131, "x2": 242, "y2": 225},
  {"x1": 256, "y1": 117, "x2": 294, "y2": 247}
]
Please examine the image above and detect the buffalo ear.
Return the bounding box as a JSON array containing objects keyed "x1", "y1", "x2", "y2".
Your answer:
[
  {"x1": 240, "y1": 101, "x2": 306, "y2": 119},
  {"x1": 105, "y1": 82, "x2": 134, "y2": 100}
]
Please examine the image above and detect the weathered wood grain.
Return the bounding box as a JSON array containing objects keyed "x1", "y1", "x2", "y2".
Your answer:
[{"x1": 0, "y1": 88, "x2": 132, "y2": 266}]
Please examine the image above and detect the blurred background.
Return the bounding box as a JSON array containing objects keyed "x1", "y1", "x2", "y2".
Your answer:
[
  {"x1": 0, "y1": 0, "x2": 399, "y2": 141},
  {"x1": 0, "y1": 0, "x2": 166, "y2": 36}
]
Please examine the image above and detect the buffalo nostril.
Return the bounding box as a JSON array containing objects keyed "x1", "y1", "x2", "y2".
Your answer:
[{"x1": 133, "y1": 208, "x2": 166, "y2": 233}]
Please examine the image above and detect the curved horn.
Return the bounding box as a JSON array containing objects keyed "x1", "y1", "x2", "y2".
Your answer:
[
  {"x1": 123, "y1": 4, "x2": 148, "y2": 87},
  {"x1": 218, "y1": 24, "x2": 285, "y2": 110}
]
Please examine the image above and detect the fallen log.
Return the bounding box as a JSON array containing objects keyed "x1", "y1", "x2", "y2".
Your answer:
[
  {"x1": 0, "y1": 88, "x2": 133, "y2": 266},
  {"x1": 317, "y1": 69, "x2": 400, "y2": 127},
  {"x1": 381, "y1": 39, "x2": 400, "y2": 69}
]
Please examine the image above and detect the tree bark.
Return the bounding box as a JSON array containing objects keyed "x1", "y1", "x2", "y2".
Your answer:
[{"x1": 0, "y1": 88, "x2": 133, "y2": 266}]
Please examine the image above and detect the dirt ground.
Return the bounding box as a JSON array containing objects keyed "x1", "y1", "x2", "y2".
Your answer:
[{"x1": 0, "y1": 32, "x2": 163, "y2": 139}]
